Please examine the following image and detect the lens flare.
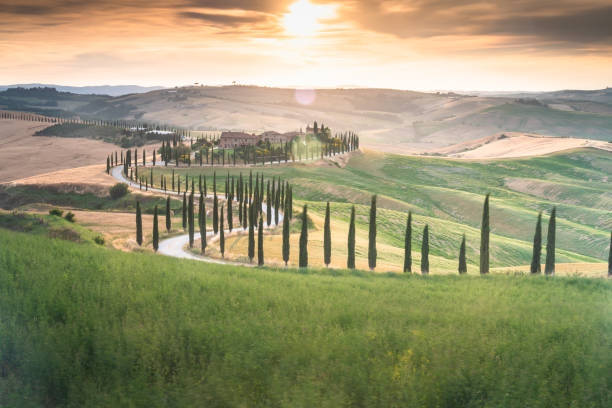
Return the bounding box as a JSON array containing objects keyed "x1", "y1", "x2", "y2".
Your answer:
[{"x1": 294, "y1": 88, "x2": 316, "y2": 105}]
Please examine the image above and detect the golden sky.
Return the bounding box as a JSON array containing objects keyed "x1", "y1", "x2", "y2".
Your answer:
[{"x1": 1, "y1": 0, "x2": 611, "y2": 91}]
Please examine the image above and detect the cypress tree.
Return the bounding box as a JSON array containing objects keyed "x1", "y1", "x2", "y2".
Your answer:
[
  {"x1": 347, "y1": 205, "x2": 356, "y2": 269},
  {"x1": 608, "y1": 231, "x2": 611, "y2": 277},
  {"x1": 282, "y1": 199, "x2": 290, "y2": 266},
  {"x1": 403, "y1": 212, "x2": 412, "y2": 273},
  {"x1": 136, "y1": 201, "x2": 142, "y2": 246},
  {"x1": 266, "y1": 180, "x2": 271, "y2": 226},
  {"x1": 153, "y1": 205, "x2": 159, "y2": 252},
  {"x1": 227, "y1": 199, "x2": 233, "y2": 232},
  {"x1": 106, "y1": 156, "x2": 110, "y2": 174},
  {"x1": 213, "y1": 193, "x2": 219, "y2": 234},
  {"x1": 274, "y1": 182, "x2": 280, "y2": 225},
  {"x1": 165, "y1": 196, "x2": 171, "y2": 232},
  {"x1": 368, "y1": 195, "x2": 377, "y2": 270},
  {"x1": 421, "y1": 225, "x2": 429, "y2": 274},
  {"x1": 248, "y1": 204, "x2": 255, "y2": 263},
  {"x1": 182, "y1": 192, "x2": 187, "y2": 230},
  {"x1": 545, "y1": 207, "x2": 556, "y2": 275},
  {"x1": 530, "y1": 212, "x2": 542, "y2": 274},
  {"x1": 480, "y1": 194, "x2": 490, "y2": 274},
  {"x1": 188, "y1": 193, "x2": 194, "y2": 248},
  {"x1": 220, "y1": 207, "x2": 225, "y2": 258},
  {"x1": 324, "y1": 201, "x2": 331, "y2": 267},
  {"x1": 299, "y1": 205, "x2": 308, "y2": 268},
  {"x1": 458, "y1": 234, "x2": 467, "y2": 274},
  {"x1": 242, "y1": 198, "x2": 248, "y2": 230},
  {"x1": 203, "y1": 176, "x2": 207, "y2": 197},
  {"x1": 258, "y1": 216, "x2": 264, "y2": 266},
  {"x1": 200, "y1": 198, "x2": 207, "y2": 255}
]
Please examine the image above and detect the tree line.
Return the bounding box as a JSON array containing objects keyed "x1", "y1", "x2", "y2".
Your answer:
[{"x1": 136, "y1": 180, "x2": 612, "y2": 275}]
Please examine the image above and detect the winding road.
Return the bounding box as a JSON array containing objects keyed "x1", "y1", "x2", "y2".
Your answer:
[{"x1": 111, "y1": 165, "x2": 283, "y2": 266}]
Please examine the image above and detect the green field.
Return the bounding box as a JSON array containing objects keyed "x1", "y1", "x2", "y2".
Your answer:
[
  {"x1": 1, "y1": 229, "x2": 610, "y2": 407},
  {"x1": 150, "y1": 148, "x2": 611, "y2": 271}
]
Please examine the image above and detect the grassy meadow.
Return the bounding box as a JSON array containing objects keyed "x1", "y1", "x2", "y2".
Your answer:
[
  {"x1": 1, "y1": 228, "x2": 611, "y2": 407},
  {"x1": 150, "y1": 148, "x2": 611, "y2": 273}
]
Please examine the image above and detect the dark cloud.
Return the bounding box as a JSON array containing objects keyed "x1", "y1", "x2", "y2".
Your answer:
[
  {"x1": 345, "y1": 0, "x2": 612, "y2": 48},
  {"x1": 179, "y1": 11, "x2": 269, "y2": 27}
]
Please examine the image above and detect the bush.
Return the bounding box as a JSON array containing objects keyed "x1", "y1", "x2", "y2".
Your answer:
[
  {"x1": 109, "y1": 183, "x2": 129, "y2": 199},
  {"x1": 64, "y1": 211, "x2": 75, "y2": 223},
  {"x1": 49, "y1": 208, "x2": 63, "y2": 217},
  {"x1": 94, "y1": 235, "x2": 105, "y2": 245}
]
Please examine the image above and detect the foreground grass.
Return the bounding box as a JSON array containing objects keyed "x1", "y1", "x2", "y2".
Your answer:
[{"x1": 1, "y1": 229, "x2": 610, "y2": 407}]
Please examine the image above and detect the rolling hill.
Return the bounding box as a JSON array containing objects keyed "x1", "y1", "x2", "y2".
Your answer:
[{"x1": 2, "y1": 86, "x2": 612, "y2": 154}]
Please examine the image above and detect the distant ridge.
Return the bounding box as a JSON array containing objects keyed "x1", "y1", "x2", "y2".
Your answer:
[{"x1": 0, "y1": 83, "x2": 165, "y2": 96}]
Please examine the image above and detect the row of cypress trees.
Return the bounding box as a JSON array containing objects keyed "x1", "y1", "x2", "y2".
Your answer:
[{"x1": 137, "y1": 183, "x2": 611, "y2": 276}]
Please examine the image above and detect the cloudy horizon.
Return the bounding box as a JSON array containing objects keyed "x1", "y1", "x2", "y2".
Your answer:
[{"x1": 1, "y1": 0, "x2": 611, "y2": 92}]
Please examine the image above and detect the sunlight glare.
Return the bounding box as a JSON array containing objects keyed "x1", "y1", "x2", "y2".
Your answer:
[{"x1": 282, "y1": 0, "x2": 336, "y2": 37}]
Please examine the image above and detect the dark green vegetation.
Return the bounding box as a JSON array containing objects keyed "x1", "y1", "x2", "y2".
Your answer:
[
  {"x1": 153, "y1": 148, "x2": 611, "y2": 271},
  {"x1": 0, "y1": 212, "x2": 102, "y2": 245},
  {"x1": 35, "y1": 123, "x2": 166, "y2": 147},
  {"x1": 1, "y1": 229, "x2": 610, "y2": 406},
  {"x1": 0, "y1": 184, "x2": 170, "y2": 215}
]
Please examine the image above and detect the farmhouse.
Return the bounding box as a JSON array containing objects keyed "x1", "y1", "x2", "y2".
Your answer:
[
  {"x1": 219, "y1": 131, "x2": 259, "y2": 148},
  {"x1": 220, "y1": 129, "x2": 302, "y2": 148}
]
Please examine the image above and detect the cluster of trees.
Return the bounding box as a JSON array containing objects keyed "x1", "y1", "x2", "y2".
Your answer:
[
  {"x1": 107, "y1": 124, "x2": 359, "y2": 170},
  {"x1": 135, "y1": 171, "x2": 294, "y2": 260}
]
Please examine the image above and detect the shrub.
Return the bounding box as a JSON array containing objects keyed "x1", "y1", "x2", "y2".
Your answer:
[
  {"x1": 64, "y1": 211, "x2": 76, "y2": 223},
  {"x1": 49, "y1": 208, "x2": 63, "y2": 217},
  {"x1": 94, "y1": 236, "x2": 105, "y2": 245},
  {"x1": 109, "y1": 183, "x2": 129, "y2": 199}
]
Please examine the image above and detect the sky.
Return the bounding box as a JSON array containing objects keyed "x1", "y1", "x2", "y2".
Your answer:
[{"x1": 1, "y1": 0, "x2": 611, "y2": 91}]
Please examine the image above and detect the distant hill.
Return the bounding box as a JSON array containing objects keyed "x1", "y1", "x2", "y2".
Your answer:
[
  {"x1": 0, "y1": 83, "x2": 165, "y2": 96},
  {"x1": 1, "y1": 85, "x2": 611, "y2": 152}
]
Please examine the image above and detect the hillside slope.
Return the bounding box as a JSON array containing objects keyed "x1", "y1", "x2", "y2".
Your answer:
[
  {"x1": 3, "y1": 86, "x2": 612, "y2": 154},
  {"x1": 1, "y1": 229, "x2": 610, "y2": 407}
]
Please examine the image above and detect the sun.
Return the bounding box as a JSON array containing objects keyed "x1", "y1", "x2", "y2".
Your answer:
[{"x1": 282, "y1": 0, "x2": 336, "y2": 37}]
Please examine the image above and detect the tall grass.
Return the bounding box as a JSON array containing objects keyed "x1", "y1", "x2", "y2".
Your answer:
[{"x1": 1, "y1": 229, "x2": 610, "y2": 407}]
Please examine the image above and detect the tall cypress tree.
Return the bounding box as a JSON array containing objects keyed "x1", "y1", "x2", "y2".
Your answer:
[
  {"x1": 282, "y1": 199, "x2": 290, "y2": 266},
  {"x1": 274, "y1": 182, "x2": 280, "y2": 225},
  {"x1": 545, "y1": 207, "x2": 556, "y2": 275},
  {"x1": 152, "y1": 205, "x2": 159, "y2": 252},
  {"x1": 213, "y1": 193, "x2": 219, "y2": 234},
  {"x1": 248, "y1": 203, "x2": 255, "y2": 263},
  {"x1": 368, "y1": 195, "x2": 377, "y2": 270},
  {"x1": 299, "y1": 205, "x2": 308, "y2": 268},
  {"x1": 200, "y1": 198, "x2": 207, "y2": 255},
  {"x1": 227, "y1": 199, "x2": 233, "y2": 232},
  {"x1": 458, "y1": 234, "x2": 467, "y2": 274},
  {"x1": 480, "y1": 194, "x2": 490, "y2": 274},
  {"x1": 242, "y1": 198, "x2": 248, "y2": 230},
  {"x1": 530, "y1": 212, "x2": 543, "y2": 274},
  {"x1": 421, "y1": 225, "x2": 429, "y2": 274},
  {"x1": 220, "y1": 207, "x2": 225, "y2": 258},
  {"x1": 608, "y1": 231, "x2": 611, "y2": 277},
  {"x1": 258, "y1": 216, "x2": 264, "y2": 266},
  {"x1": 188, "y1": 193, "x2": 194, "y2": 248},
  {"x1": 182, "y1": 192, "x2": 187, "y2": 230},
  {"x1": 324, "y1": 201, "x2": 331, "y2": 267},
  {"x1": 403, "y1": 212, "x2": 412, "y2": 273},
  {"x1": 165, "y1": 196, "x2": 171, "y2": 232},
  {"x1": 347, "y1": 205, "x2": 356, "y2": 269},
  {"x1": 266, "y1": 180, "x2": 271, "y2": 226},
  {"x1": 136, "y1": 201, "x2": 142, "y2": 246}
]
